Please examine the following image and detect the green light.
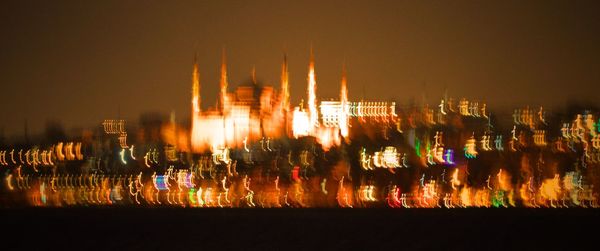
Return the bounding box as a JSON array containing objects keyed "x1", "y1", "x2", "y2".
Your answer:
[
  {"x1": 492, "y1": 191, "x2": 505, "y2": 208},
  {"x1": 189, "y1": 188, "x2": 197, "y2": 204}
]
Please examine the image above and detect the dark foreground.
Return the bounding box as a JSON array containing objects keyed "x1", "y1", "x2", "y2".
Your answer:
[{"x1": 3, "y1": 208, "x2": 599, "y2": 250}]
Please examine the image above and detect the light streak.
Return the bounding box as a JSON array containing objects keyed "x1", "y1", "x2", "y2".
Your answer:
[
  {"x1": 65, "y1": 142, "x2": 74, "y2": 161},
  {"x1": 373, "y1": 151, "x2": 383, "y2": 168},
  {"x1": 443, "y1": 193, "x2": 452, "y2": 208},
  {"x1": 460, "y1": 188, "x2": 471, "y2": 207},
  {"x1": 382, "y1": 147, "x2": 400, "y2": 168},
  {"x1": 267, "y1": 138, "x2": 273, "y2": 152},
  {"x1": 497, "y1": 169, "x2": 507, "y2": 191},
  {"x1": 464, "y1": 134, "x2": 478, "y2": 159},
  {"x1": 447, "y1": 98, "x2": 455, "y2": 112},
  {"x1": 47, "y1": 150, "x2": 54, "y2": 166},
  {"x1": 471, "y1": 102, "x2": 480, "y2": 117},
  {"x1": 401, "y1": 193, "x2": 410, "y2": 208},
  {"x1": 495, "y1": 135, "x2": 504, "y2": 151},
  {"x1": 144, "y1": 151, "x2": 151, "y2": 168},
  {"x1": 367, "y1": 185, "x2": 376, "y2": 201},
  {"x1": 480, "y1": 134, "x2": 492, "y2": 151},
  {"x1": 220, "y1": 48, "x2": 229, "y2": 111},
  {"x1": 360, "y1": 148, "x2": 372, "y2": 170},
  {"x1": 459, "y1": 98, "x2": 470, "y2": 116},
  {"x1": 9, "y1": 149, "x2": 16, "y2": 165},
  {"x1": 130, "y1": 145, "x2": 136, "y2": 160},
  {"x1": 435, "y1": 147, "x2": 445, "y2": 164},
  {"x1": 450, "y1": 168, "x2": 460, "y2": 190},
  {"x1": 445, "y1": 149, "x2": 455, "y2": 165},
  {"x1": 292, "y1": 166, "x2": 301, "y2": 182},
  {"x1": 340, "y1": 65, "x2": 349, "y2": 138},
  {"x1": 307, "y1": 47, "x2": 319, "y2": 131},
  {"x1": 243, "y1": 137, "x2": 250, "y2": 152},
  {"x1": 18, "y1": 149, "x2": 23, "y2": 165},
  {"x1": 75, "y1": 142, "x2": 83, "y2": 160},
  {"x1": 120, "y1": 149, "x2": 127, "y2": 165},
  {"x1": 415, "y1": 139, "x2": 421, "y2": 158},
  {"x1": 426, "y1": 143, "x2": 435, "y2": 165},
  {"x1": 439, "y1": 99, "x2": 446, "y2": 115},
  {"x1": 481, "y1": 103, "x2": 488, "y2": 118},
  {"x1": 192, "y1": 57, "x2": 201, "y2": 114},
  {"x1": 5, "y1": 174, "x2": 14, "y2": 191},
  {"x1": 387, "y1": 186, "x2": 401, "y2": 208},
  {"x1": 0, "y1": 151, "x2": 6, "y2": 166},
  {"x1": 25, "y1": 150, "x2": 32, "y2": 165},
  {"x1": 40, "y1": 182, "x2": 47, "y2": 205},
  {"x1": 221, "y1": 176, "x2": 230, "y2": 204},
  {"x1": 40, "y1": 151, "x2": 48, "y2": 165},
  {"x1": 152, "y1": 148, "x2": 159, "y2": 164},
  {"x1": 321, "y1": 178, "x2": 328, "y2": 195},
  {"x1": 154, "y1": 174, "x2": 169, "y2": 192}
]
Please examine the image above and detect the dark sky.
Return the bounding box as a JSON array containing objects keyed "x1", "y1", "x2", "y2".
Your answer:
[{"x1": 1, "y1": 0, "x2": 599, "y2": 136}]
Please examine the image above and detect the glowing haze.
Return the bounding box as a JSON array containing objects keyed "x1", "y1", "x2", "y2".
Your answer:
[{"x1": 1, "y1": 0, "x2": 600, "y2": 136}]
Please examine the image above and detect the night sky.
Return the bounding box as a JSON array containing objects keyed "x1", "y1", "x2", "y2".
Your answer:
[{"x1": 1, "y1": 0, "x2": 599, "y2": 136}]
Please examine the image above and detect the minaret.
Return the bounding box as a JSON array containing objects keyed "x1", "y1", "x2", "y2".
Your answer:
[
  {"x1": 340, "y1": 64, "x2": 349, "y2": 138},
  {"x1": 191, "y1": 55, "x2": 201, "y2": 152},
  {"x1": 280, "y1": 54, "x2": 290, "y2": 112},
  {"x1": 220, "y1": 48, "x2": 229, "y2": 112},
  {"x1": 307, "y1": 47, "x2": 318, "y2": 131},
  {"x1": 192, "y1": 55, "x2": 201, "y2": 116}
]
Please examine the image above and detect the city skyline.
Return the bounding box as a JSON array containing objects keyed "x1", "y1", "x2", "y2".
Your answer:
[
  {"x1": 2, "y1": 0, "x2": 600, "y2": 135},
  {"x1": 3, "y1": 2, "x2": 600, "y2": 249}
]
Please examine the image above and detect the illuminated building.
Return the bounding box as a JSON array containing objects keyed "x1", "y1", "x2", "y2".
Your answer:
[
  {"x1": 191, "y1": 52, "x2": 290, "y2": 153},
  {"x1": 188, "y1": 48, "x2": 399, "y2": 152}
]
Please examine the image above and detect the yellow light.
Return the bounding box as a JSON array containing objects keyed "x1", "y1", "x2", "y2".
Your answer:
[
  {"x1": 292, "y1": 107, "x2": 310, "y2": 138},
  {"x1": 451, "y1": 169, "x2": 461, "y2": 190},
  {"x1": 5, "y1": 174, "x2": 14, "y2": 191},
  {"x1": 307, "y1": 48, "x2": 319, "y2": 132}
]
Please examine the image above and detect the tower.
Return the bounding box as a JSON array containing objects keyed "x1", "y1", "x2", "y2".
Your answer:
[
  {"x1": 340, "y1": 64, "x2": 349, "y2": 138},
  {"x1": 220, "y1": 48, "x2": 229, "y2": 112},
  {"x1": 280, "y1": 54, "x2": 289, "y2": 113},
  {"x1": 307, "y1": 47, "x2": 318, "y2": 132},
  {"x1": 192, "y1": 55, "x2": 201, "y2": 116},
  {"x1": 191, "y1": 55, "x2": 202, "y2": 152}
]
